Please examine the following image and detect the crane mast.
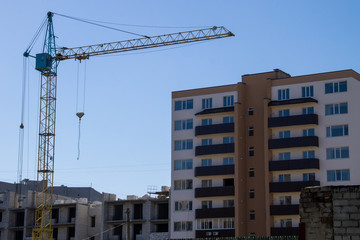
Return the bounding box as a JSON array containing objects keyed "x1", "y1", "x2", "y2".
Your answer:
[{"x1": 27, "y1": 12, "x2": 234, "y2": 239}]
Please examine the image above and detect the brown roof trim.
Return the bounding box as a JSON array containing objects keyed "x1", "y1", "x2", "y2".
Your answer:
[
  {"x1": 172, "y1": 84, "x2": 238, "y2": 99},
  {"x1": 271, "y1": 69, "x2": 360, "y2": 86}
]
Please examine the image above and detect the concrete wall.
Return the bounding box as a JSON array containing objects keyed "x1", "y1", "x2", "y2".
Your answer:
[{"x1": 300, "y1": 185, "x2": 360, "y2": 240}]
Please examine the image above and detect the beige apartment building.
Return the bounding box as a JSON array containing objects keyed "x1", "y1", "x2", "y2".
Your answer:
[{"x1": 170, "y1": 69, "x2": 360, "y2": 238}]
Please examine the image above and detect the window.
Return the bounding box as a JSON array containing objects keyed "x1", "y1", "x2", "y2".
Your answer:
[
  {"x1": 201, "y1": 201, "x2": 212, "y2": 209},
  {"x1": 248, "y1": 126, "x2": 254, "y2": 137},
  {"x1": 248, "y1": 107, "x2": 254, "y2": 116},
  {"x1": 202, "y1": 138, "x2": 213, "y2": 146},
  {"x1": 279, "y1": 152, "x2": 291, "y2": 160},
  {"x1": 302, "y1": 86, "x2": 314, "y2": 97},
  {"x1": 175, "y1": 201, "x2": 192, "y2": 211},
  {"x1": 249, "y1": 210, "x2": 255, "y2": 220},
  {"x1": 326, "y1": 125, "x2": 349, "y2": 137},
  {"x1": 280, "y1": 196, "x2": 291, "y2": 205},
  {"x1": 279, "y1": 174, "x2": 291, "y2": 182},
  {"x1": 201, "y1": 159, "x2": 212, "y2": 166},
  {"x1": 325, "y1": 102, "x2": 348, "y2": 115},
  {"x1": 174, "y1": 179, "x2": 193, "y2": 190},
  {"x1": 174, "y1": 139, "x2": 193, "y2": 151},
  {"x1": 202, "y1": 98, "x2": 212, "y2": 109},
  {"x1": 223, "y1": 136, "x2": 234, "y2": 144},
  {"x1": 303, "y1": 128, "x2": 315, "y2": 136},
  {"x1": 325, "y1": 81, "x2": 347, "y2": 94},
  {"x1": 196, "y1": 218, "x2": 234, "y2": 230},
  {"x1": 303, "y1": 173, "x2": 315, "y2": 181},
  {"x1": 202, "y1": 179, "x2": 212, "y2": 188},
  {"x1": 174, "y1": 119, "x2": 193, "y2": 131},
  {"x1": 249, "y1": 189, "x2": 255, "y2": 199},
  {"x1": 223, "y1": 200, "x2": 235, "y2": 208},
  {"x1": 174, "y1": 221, "x2": 192, "y2": 231},
  {"x1": 303, "y1": 150, "x2": 315, "y2": 159},
  {"x1": 278, "y1": 88, "x2": 290, "y2": 100},
  {"x1": 91, "y1": 216, "x2": 96, "y2": 227},
  {"x1": 302, "y1": 107, "x2": 314, "y2": 115},
  {"x1": 248, "y1": 147, "x2": 254, "y2": 157},
  {"x1": 249, "y1": 168, "x2": 255, "y2": 177},
  {"x1": 0, "y1": 212, "x2": 2, "y2": 222},
  {"x1": 202, "y1": 118, "x2": 212, "y2": 126},
  {"x1": 250, "y1": 233, "x2": 256, "y2": 237},
  {"x1": 326, "y1": 147, "x2": 349, "y2": 160},
  {"x1": 174, "y1": 159, "x2": 193, "y2": 170},
  {"x1": 223, "y1": 95, "x2": 234, "y2": 107},
  {"x1": 175, "y1": 99, "x2": 193, "y2": 111},
  {"x1": 223, "y1": 157, "x2": 234, "y2": 165},
  {"x1": 279, "y1": 130, "x2": 290, "y2": 138},
  {"x1": 281, "y1": 219, "x2": 293, "y2": 228},
  {"x1": 279, "y1": 109, "x2": 290, "y2": 117},
  {"x1": 327, "y1": 169, "x2": 350, "y2": 182},
  {"x1": 223, "y1": 116, "x2": 234, "y2": 123}
]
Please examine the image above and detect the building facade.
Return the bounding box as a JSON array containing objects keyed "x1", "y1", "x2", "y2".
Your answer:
[{"x1": 170, "y1": 69, "x2": 360, "y2": 238}]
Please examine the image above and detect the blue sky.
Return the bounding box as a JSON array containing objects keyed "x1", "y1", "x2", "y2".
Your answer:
[{"x1": 1, "y1": 1, "x2": 359, "y2": 198}]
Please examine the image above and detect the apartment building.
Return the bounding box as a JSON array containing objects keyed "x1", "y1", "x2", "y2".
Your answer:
[
  {"x1": 0, "y1": 189, "x2": 102, "y2": 240},
  {"x1": 102, "y1": 192, "x2": 169, "y2": 240},
  {"x1": 170, "y1": 69, "x2": 360, "y2": 238}
]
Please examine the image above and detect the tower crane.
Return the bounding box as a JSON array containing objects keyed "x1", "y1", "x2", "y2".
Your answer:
[{"x1": 24, "y1": 11, "x2": 234, "y2": 239}]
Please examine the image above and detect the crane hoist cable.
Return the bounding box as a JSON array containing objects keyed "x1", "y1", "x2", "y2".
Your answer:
[{"x1": 76, "y1": 61, "x2": 87, "y2": 160}]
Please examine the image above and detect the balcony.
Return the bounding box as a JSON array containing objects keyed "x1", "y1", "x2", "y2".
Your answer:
[
  {"x1": 268, "y1": 97, "x2": 317, "y2": 107},
  {"x1": 271, "y1": 227, "x2": 299, "y2": 236},
  {"x1": 268, "y1": 136, "x2": 319, "y2": 149},
  {"x1": 196, "y1": 207, "x2": 235, "y2": 219},
  {"x1": 195, "y1": 106, "x2": 234, "y2": 116},
  {"x1": 195, "y1": 186, "x2": 234, "y2": 198},
  {"x1": 196, "y1": 229, "x2": 235, "y2": 238},
  {"x1": 268, "y1": 114, "x2": 318, "y2": 128},
  {"x1": 269, "y1": 158, "x2": 319, "y2": 171},
  {"x1": 195, "y1": 143, "x2": 234, "y2": 156},
  {"x1": 195, "y1": 123, "x2": 234, "y2": 136},
  {"x1": 195, "y1": 165, "x2": 234, "y2": 177},
  {"x1": 270, "y1": 204, "x2": 299, "y2": 215},
  {"x1": 269, "y1": 181, "x2": 320, "y2": 193}
]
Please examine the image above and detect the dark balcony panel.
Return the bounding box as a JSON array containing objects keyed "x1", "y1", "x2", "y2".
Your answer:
[
  {"x1": 196, "y1": 207, "x2": 235, "y2": 219},
  {"x1": 268, "y1": 114, "x2": 318, "y2": 128},
  {"x1": 269, "y1": 158, "x2": 319, "y2": 171},
  {"x1": 195, "y1": 106, "x2": 234, "y2": 116},
  {"x1": 270, "y1": 204, "x2": 299, "y2": 216},
  {"x1": 268, "y1": 97, "x2": 317, "y2": 107},
  {"x1": 195, "y1": 123, "x2": 234, "y2": 136},
  {"x1": 195, "y1": 186, "x2": 234, "y2": 198},
  {"x1": 195, "y1": 165, "x2": 234, "y2": 177},
  {"x1": 269, "y1": 181, "x2": 320, "y2": 193},
  {"x1": 271, "y1": 227, "x2": 299, "y2": 236},
  {"x1": 196, "y1": 143, "x2": 234, "y2": 156},
  {"x1": 268, "y1": 136, "x2": 319, "y2": 149},
  {"x1": 196, "y1": 229, "x2": 235, "y2": 238}
]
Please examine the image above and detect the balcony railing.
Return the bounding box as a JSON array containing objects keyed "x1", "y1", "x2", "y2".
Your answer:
[
  {"x1": 268, "y1": 114, "x2": 318, "y2": 128},
  {"x1": 195, "y1": 143, "x2": 234, "y2": 156},
  {"x1": 271, "y1": 227, "x2": 299, "y2": 236},
  {"x1": 270, "y1": 204, "x2": 299, "y2": 215},
  {"x1": 269, "y1": 158, "x2": 319, "y2": 171},
  {"x1": 268, "y1": 97, "x2": 317, "y2": 107},
  {"x1": 268, "y1": 136, "x2": 319, "y2": 149},
  {"x1": 195, "y1": 207, "x2": 235, "y2": 219},
  {"x1": 195, "y1": 123, "x2": 234, "y2": 136},
  {"x1": 195, "y1": 106, "x2": 234, "y2": 116},
  {"x1": 195, "y1": 186, "x2": 235, "y2": 198},
  {"x1": 195, "y1": 165, "x2": 234, "y2": 177},
  {"x1": 195, "y1": 229, "x2": 235, "y2": 238},
  {"x1": 269, "y1": 181, "x2": 320, "y2": 193}
]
